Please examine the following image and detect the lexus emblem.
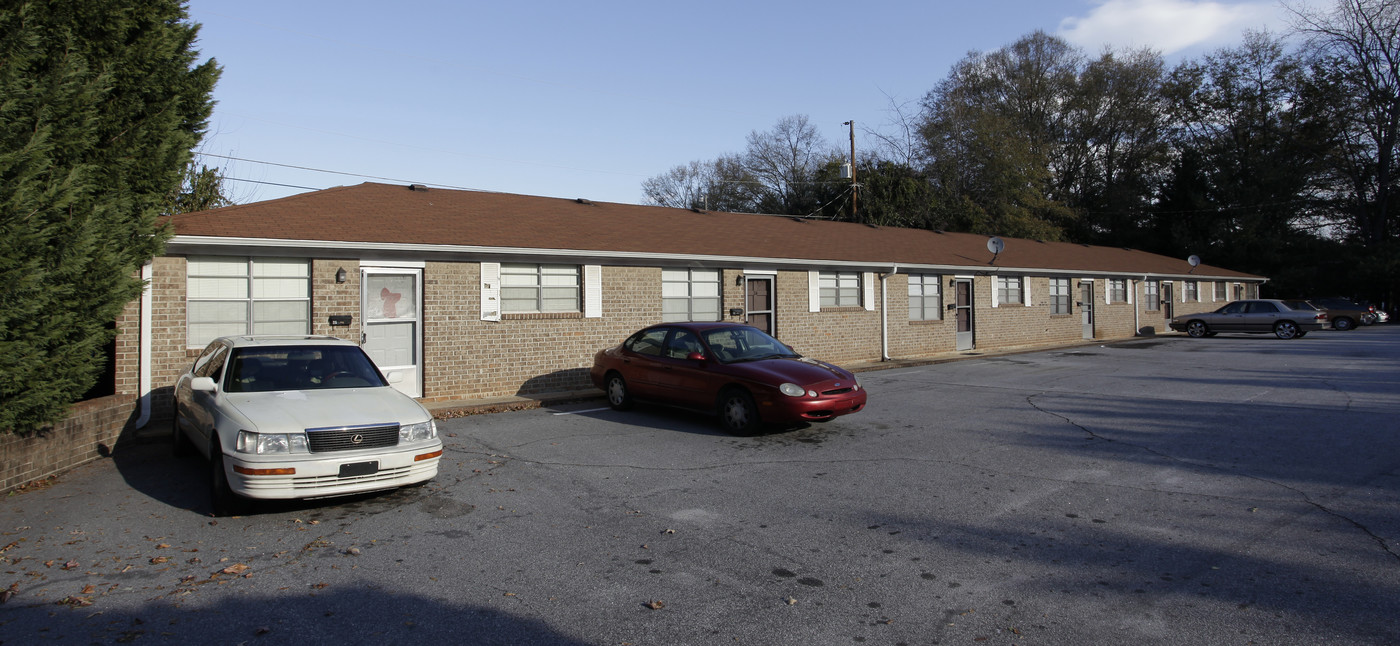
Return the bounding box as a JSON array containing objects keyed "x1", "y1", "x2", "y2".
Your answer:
[{"x1": 350, "y1": 434, "x2": 364, "y2": 445}]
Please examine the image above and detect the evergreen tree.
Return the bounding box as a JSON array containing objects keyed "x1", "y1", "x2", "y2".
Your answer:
[{"x1": 0, "y1": 1, "x2": 220, "y2": 432}]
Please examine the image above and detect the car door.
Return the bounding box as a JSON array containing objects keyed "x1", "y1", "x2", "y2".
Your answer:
[
  {"x1": 187, "y1": 344, "x2": 229, "y2": 455},
  {"x1": 619, "y1": 328, "x2": 670, "y2": 398},
  {"x1": 1211, "y1": 301, "x2": 1248, "y2": 331},
  {"x1": 1244, "y1": 301, "x2": 1280, "y2": 332},
  {"x1": 655, "y1": 328, "x2": 714, "y2": 409}
]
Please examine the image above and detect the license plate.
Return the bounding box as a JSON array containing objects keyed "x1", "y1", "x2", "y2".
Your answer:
[{"x1": 338, "y1": 461, "x2": 378, "y2": 478}]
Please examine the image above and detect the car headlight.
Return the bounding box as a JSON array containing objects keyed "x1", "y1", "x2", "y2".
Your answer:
[
  {"x1": 236, "y1": 431, "x2": 309, "y2": 454},
  {"x1": 779, "y1": 383, "x2": 806, "y2": 398},
  {"x1": 400, "y1": 420, "x2": 437, "y2": 443}
]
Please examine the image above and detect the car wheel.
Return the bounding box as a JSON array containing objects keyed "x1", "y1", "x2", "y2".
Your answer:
[
  {"x1": 1274, "y1": 320, "x2": 1300, "y2": 340},
  {"x1": 1295, "y1": 331, "x2": 1307, "y2": 338},
  {"x1": 605, "y1": 372, "x2": 633, "y2": 411},
  {"x1": 209, "y1": 450, "x2": 250, "y2": 517},
  {"x1": 1186, "y1": 321, "x2": 1209, "y2": 338},
  {"x1": 718, "y1": 388, "x2": 761, "y2": 436},
  {"x1": 1333, "y1": 317, "x2": 1355, "y2": 331},
  {"x1": 170, "y1": 403, "x2": 192, "y2": 458}
]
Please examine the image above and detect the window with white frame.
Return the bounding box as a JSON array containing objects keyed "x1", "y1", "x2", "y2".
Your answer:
[
  {"x1": 1049, "y1": 278, "x2": 1071, "y2": 314},
  {"x1": 501, "y1": 263, "x2": 580, "y2": 313},
  {"x1": 820, "y1": 271, "x2": 862, "y2": 308},
  {"x1": 1214, "y1": 281, "x2": 1227, "y2": 301},
  {"x1": 996, "y1": 276, "x2": 1023, "y2": 305},
  {"x1": 186, "y1": 256, "x2": 310, "y2": 347},
  {"x1": 662, "y1": 268, "x2": 721, "y2": 322},
  {"x1": 908, "y1": 274, "x2": 942, "y2": 320},
  {"x1": 1108, "y1": 278, "x2": 1127, "y2": 303},
  {"x1": 1184, "y1": 281, "x2": 1198, "y2": 301},
  {"x1": 1145, "y1": 280, "x2": 1161, "y2": 310}
]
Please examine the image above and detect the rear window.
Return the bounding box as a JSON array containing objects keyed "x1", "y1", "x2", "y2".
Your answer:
[{"x1": 1281, "y1": 300, "x2": 1316, "y2": 311}]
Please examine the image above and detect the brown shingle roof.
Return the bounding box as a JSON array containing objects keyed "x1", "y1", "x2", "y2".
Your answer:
[{"x1": 166, "y1": 182, "x2": 1261, "y2": 279}]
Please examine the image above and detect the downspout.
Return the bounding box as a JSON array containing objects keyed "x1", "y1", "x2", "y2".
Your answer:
[
  {"x1": 1134, "y1": 276, "x2": 1145, "y2": 336},
  {"x1": 880, "y1": 264, "x2": 897, "y2": 361},
  {"x1": 134, "y1": 262, "x2": 154, "y2": 428}
]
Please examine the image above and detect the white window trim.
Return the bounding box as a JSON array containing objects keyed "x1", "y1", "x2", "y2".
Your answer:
[
  {"x1": 862, "y1": 272, "x2": 875, "y2": 311},
  {"x1": 583, "y1": 265, "x2": 601, "y2": 318},
  {"x1": 481, "y1": 262, "x2": 501, "y2": 321}
]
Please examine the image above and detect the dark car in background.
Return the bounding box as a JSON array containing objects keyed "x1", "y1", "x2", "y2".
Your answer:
[
  {"x1": 1308, "y1": 297, "x2": 1375, "y2": 331},
  {"x1": 1169, "y1": 299, "x2": 1328, "y2": 339},
  {"x1": 590, "y1": 322, "x2": 867, "y2": 435}
]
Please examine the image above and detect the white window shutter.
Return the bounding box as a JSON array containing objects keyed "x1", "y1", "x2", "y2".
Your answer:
[
  {"x1": 991, "y1": 279, "x2": 1000, "y2": 308},
  {"x1": 862, "y1": 272, "x2": 875, "y2": 311},
  {"x1": 480, "y1": 262, "x2": 501, "y2": 322},
  {"x1": 583, "y1": 265, "x2": 602, "y2": 318},
  {"x1": 1022, "y1": 277, "x2": 1032, "y2": 306},
  {"x1": 808, "y1": 271, "x2": 820, "y2": 312},
  {"x1": 1128, "y1": 280, "x2": 1135, "y2": 305}
]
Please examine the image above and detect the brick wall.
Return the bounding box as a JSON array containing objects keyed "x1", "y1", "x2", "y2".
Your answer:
[
  {"x1": 132, "y1": 254, "x2": 1235, "y2": 408},
  {"x1": 0, "y1": 395, "x2": 137, "y2": 493}
]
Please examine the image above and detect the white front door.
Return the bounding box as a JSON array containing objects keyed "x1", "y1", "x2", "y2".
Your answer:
[{"x1": 362, "y1": 268, "x2": 423, "y2": 398}]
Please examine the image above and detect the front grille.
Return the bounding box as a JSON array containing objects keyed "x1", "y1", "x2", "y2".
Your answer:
[
  {"x1": 821, "y1": 386, "x2": 854, "y2": 396},
  {"x1": 306, "y1": 424, "x2": 399, "y2": 453}
]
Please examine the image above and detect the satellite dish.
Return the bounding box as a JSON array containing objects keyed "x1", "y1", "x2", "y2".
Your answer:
[
  {"x1": 987, "y1": 237, "x2": 1005, "y2": 255},
  {"x1": 1187, "y1": 255, "x2": 1201, "y2": 267}
]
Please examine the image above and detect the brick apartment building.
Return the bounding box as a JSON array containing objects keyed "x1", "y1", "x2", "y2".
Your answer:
[
  {"x1": 1, "y1": 181, "x2": 1268, "y2": 491},
  {"x1": 128, "y1": 181, "x2": 1262, "y2": 413}
]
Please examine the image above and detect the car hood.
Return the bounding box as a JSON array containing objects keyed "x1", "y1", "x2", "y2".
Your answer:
[
  {"x1": 223, "y1": 387, "x2": 431, "y2": 433},
  {"x1": 725, "y1": 356, "x2": 855, "y2": 386}
]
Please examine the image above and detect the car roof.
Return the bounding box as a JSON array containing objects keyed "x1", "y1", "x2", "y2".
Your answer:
[
  {"x1": 649, "y1": 322, "x2": 754, "y2": 333},
  {"x1": 215, "y1": 335, "x2": 357, "y2": 349}
]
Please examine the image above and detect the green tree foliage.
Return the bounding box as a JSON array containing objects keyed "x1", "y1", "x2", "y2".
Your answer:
[
  {"x1": 1157, "y1": 32, "x2": 1332, "y2": 294},
  {"x1": 918, "y1": 31, "x2": 1081, "y2": 240},
  {"x1": 164, "y1": 160, "x2": 233, "y2": 215},
  {"x1": 0, "y1": 1, "x2": 220, "y2": 432}
]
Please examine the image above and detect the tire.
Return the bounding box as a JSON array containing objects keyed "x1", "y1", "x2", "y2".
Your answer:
[
  {"x1": 1274, "y1": 320, "x2": 1300, "y2": 340},
  {"x1": 1296, "y1": 331, "x2": 1307, "y2": 338},
  {"x1": 209, "y1": 449, "x2": 250, "y2": 517},
  {"x1": 718, "y1": 388, "x2": 761, "y2": 436},
  {"x1": 1185, "y1": 321, "x2": 1209, "y2": 338},
  {"x1": 1333, "y1": 317, "x2": 1355, "y2": 331},
  {"x1": 605, "y1": 372, "x2": 633, "y2": 411},
  {"x1": 170, "y1": 403, "x2": 192, "y2": 458}
]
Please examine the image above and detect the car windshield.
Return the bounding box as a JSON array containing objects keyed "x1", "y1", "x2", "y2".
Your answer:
[
  {"x1": 702, "y1": 327, "x2": 800, "y2": 364},
  {"x1": 224, "y1": 346, "x2": 389, "y2": 392},
  {"x1": 1281, "y1": 300, "x2": 1316, "y2": 310}
]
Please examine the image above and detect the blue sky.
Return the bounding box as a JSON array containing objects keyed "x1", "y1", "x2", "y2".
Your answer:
[{"x1": 187, "y1": 0, "x2": 1313, "y2": 206}]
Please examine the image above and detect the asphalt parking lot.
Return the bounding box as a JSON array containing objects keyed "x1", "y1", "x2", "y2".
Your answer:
[{"x1": 3, "y1": 326, "x2": 1398, "y2": 645}]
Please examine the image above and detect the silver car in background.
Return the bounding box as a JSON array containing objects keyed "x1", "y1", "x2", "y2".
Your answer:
[{"x1": 1169, "y1": 299, "x2": 1328, "y2": 340}]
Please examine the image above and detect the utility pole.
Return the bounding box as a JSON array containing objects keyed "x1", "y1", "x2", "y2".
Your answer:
[{"x1": 842, "y1": 120, "x2": 857, "y2": 220}]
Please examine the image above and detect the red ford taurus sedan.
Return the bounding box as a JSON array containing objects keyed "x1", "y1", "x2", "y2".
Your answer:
[{"x1": 590, "y1": 322, "x2": 867, "y2": 435}]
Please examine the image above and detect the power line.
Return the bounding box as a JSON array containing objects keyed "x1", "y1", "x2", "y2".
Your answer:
[{"x1": 198, "y1": 153, "x2": 494, "y2": 193}]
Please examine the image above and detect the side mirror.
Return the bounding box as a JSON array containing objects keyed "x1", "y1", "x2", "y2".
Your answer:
[
  {"x1": 191, "y1": 377, "x2": 217, "y2": 392},
  {"x1": 385, "y1": 371, "x2": 405, "y2": 384},
  {"x1": 686, "y1": 351, "x2": 706, "y2": 361}
]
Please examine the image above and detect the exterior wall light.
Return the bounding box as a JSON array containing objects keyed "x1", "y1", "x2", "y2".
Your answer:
[{"x1": 335, "y1": 267, "x2": 347, "y2": 283}]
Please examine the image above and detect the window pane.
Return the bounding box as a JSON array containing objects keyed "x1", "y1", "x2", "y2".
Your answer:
[
  {"x1": 661, "y1": 282, "x2": 689, "y2": 298},
  {"x1": 252, "y1": 258, "x2": 309, "y2": 278},
  {"x1": 661, "y1": 268, "x2": 688, "y2": 282},
  {"x1": 189, "y1": 301, "x2": 248, "y2": 324},
  {"x1": 253, "y1": 320, "x2": 309, "y2": 335},
  {"x1": 692, "y1": 298, "x2": 721, "y2": 321},
  {"x1": 188, "y1": 276, "x2": 248, "y2": 299},
  {"x1": 188, "y1": 322, "x2": 247, "y2": 347},
  {"x1": 253, "y1": 300, "x2": 309, "y2": 323},
  {"x1": 188, "y1": 257, "x2": 247, "y2": 277},
  {"x1": 253, "y1": 277, "x2": 309, "y2": 299},
  {"x1": 691, "y1": 281, "x2": 719, "y2": 298}
]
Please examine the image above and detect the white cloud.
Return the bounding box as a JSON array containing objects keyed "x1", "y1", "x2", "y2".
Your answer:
[{"x1": 1057, "y1": 0, "x2": 1293, "y2": 55}]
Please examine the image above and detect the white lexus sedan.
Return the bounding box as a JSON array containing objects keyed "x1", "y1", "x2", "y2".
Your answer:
[{"x1": 172, "y1": 335, "x2": 442, "y2": 516}]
